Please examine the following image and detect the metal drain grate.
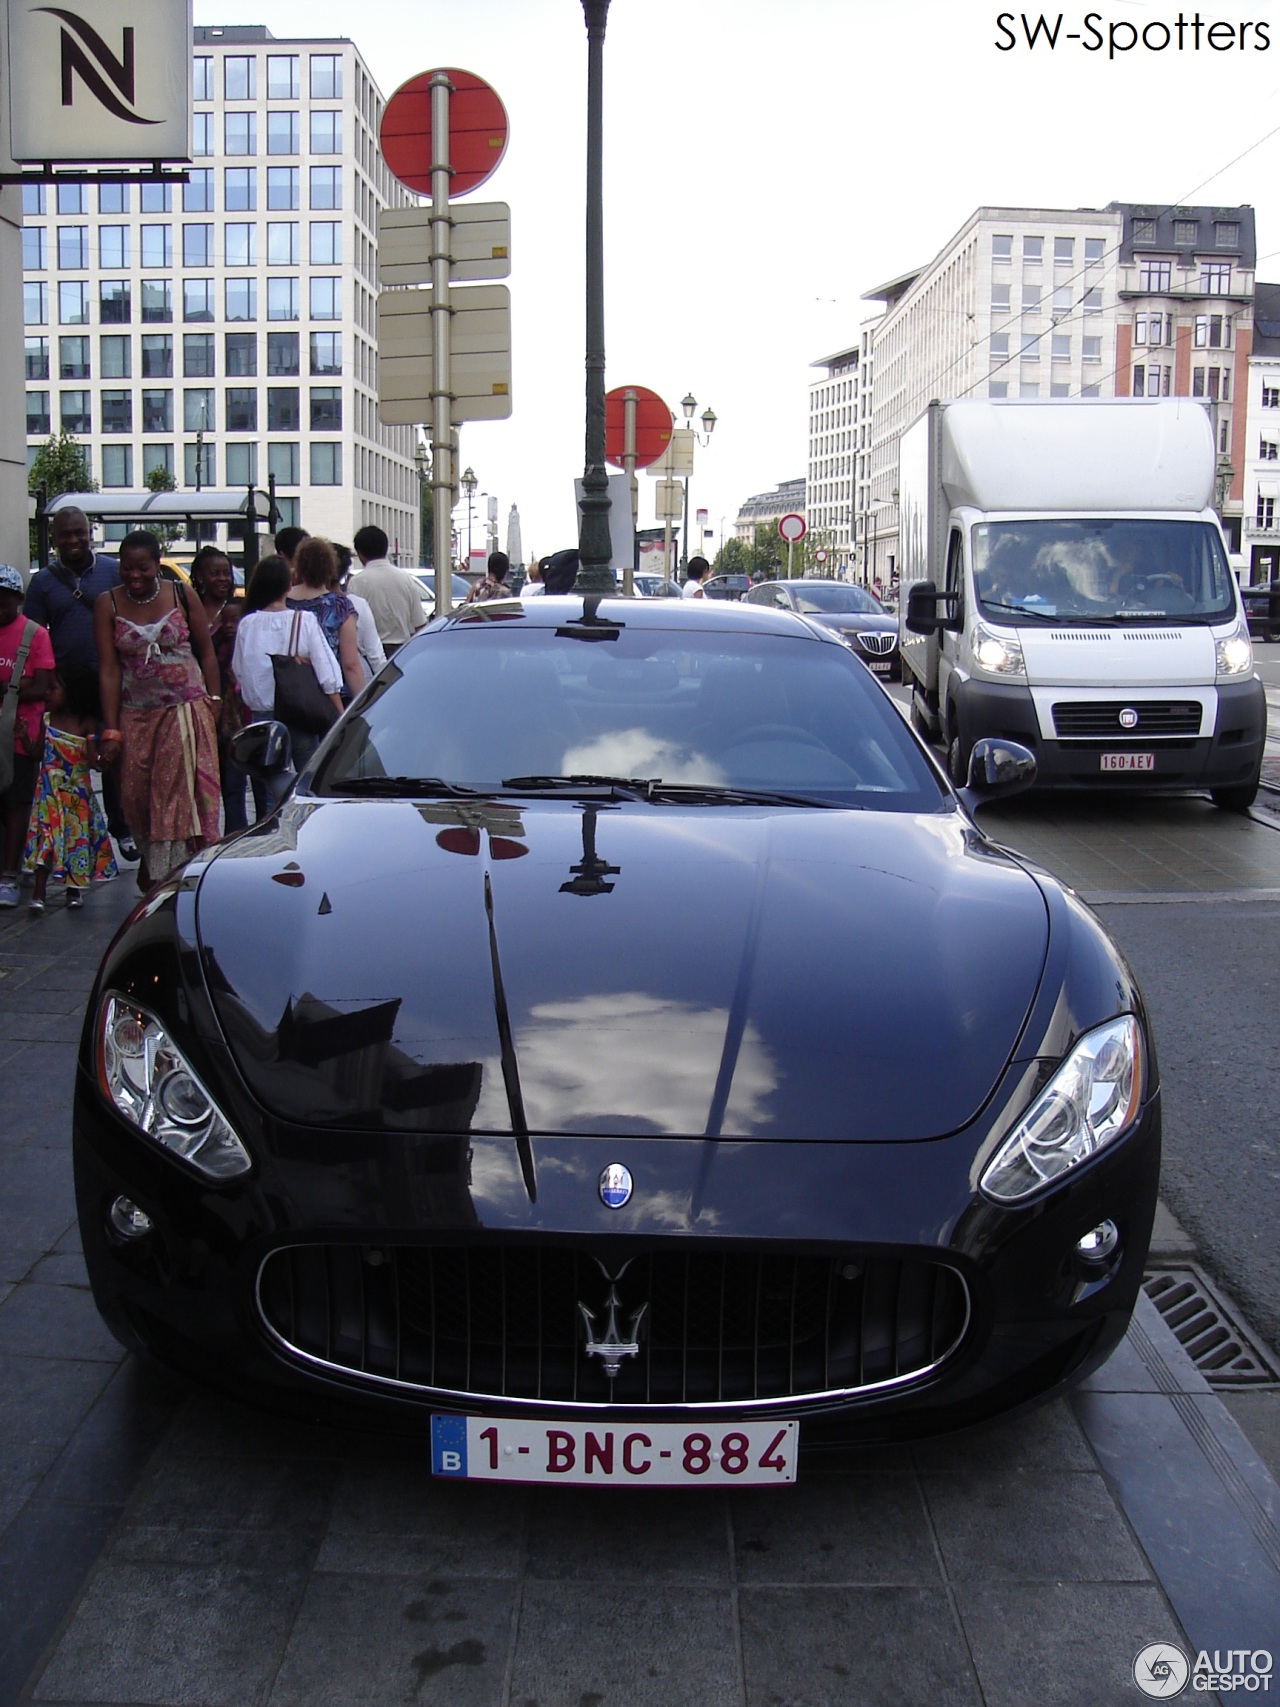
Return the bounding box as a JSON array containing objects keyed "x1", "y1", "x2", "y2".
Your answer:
[{"x1": 1143, "y1": 1266, "x2": 1280, "y2": 1387}]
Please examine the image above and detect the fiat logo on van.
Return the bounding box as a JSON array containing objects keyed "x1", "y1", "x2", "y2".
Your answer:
[{"x1": 1119, "y1": 707, "x2": 1139, "y2": 730}]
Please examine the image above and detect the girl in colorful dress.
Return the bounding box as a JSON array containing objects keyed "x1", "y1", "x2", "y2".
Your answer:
[{"x1": 24, "y1": 665, "x2": 118, "y2": 913}]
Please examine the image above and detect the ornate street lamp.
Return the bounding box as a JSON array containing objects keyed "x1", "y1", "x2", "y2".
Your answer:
[
  {"x1": 413, "y1": 441, "x2": 430, "y2": 565},
  {"x1": 461, "y1": 464, "x2": 477, "y2": 567},
  {"x1": 679, "y1": 394, "x2": 716, "y2": 572},
  {"x1": 577, "y1": 0, "x2": 614, "y2": 592}
]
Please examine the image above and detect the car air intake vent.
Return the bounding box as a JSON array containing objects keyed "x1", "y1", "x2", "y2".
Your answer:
[
  {"x1": 855, "y1": 631, "x2": 896, "y2": 656},
  {"x1": 1047, "y1": 630, "x2": 1113, "y2": 642},
  {"x1": 257, "y1": 1244, "x2": 969, "y2": 1410},
  {"x1": 1052, "y1": 701, "x2": 1202, "y2": 737}
]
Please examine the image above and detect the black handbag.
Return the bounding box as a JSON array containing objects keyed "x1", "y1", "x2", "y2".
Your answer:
[{"x1": 272, "y1": 612, "x2": 339, "y2": 736}]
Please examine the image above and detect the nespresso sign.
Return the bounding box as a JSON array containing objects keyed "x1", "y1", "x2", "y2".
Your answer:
[{"x1": 6, "y1": 0, "x2": 190, "y2": 161}]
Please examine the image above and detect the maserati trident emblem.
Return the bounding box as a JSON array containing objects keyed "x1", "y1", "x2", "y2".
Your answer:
[
  {"x1": 1119, "y1": 707, "x2": 1139, "y2": 729},
  {"x1": 598, "y1": 1162, "x2": 632, "y2": 1209},
  {"x1": 578, "y1": 1284, "x2": 648, "y2": 1378}
]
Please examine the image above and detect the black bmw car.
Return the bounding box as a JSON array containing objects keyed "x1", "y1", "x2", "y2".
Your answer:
[
  {"x1": 745, "y1": 579, "x2": 901, "y2": 679},
  {"x1": 75, "y1": 596, "x2": 1159, "y2": 1484}
]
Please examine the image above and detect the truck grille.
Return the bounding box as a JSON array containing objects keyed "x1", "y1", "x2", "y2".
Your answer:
[
  {"x1": 1052, "y1": 700, "x2": 1202, "y2": 737},
  {"x1": 257, "y1": 1244, "x2": 969, "y2": 1410}
]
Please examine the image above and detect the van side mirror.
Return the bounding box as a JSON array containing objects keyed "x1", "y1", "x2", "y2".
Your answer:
[
  {"x1": 962, "y1": 738, "x2": 1037, "y2": 803},
  {"x1": 905, "y1": 582, "x2": 962, "y2": 634}
]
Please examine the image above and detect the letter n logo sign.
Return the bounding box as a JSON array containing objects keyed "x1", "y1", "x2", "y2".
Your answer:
[{"x1": 35, "y1": 7, "x2": 160, "y2": 125}]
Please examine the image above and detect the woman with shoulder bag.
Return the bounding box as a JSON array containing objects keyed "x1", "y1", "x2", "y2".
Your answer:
[
  {"x1": 0, "y1": 566, "x2": 55, "y2": 908},
  {"x1": 231, "y1": 555, "x2": 342, "y2": 816}
]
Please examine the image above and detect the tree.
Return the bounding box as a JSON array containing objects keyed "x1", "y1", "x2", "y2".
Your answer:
[
  {"x1": 28, "y1": 430, "x2": 96, "y2": 561},
  {"x1": 713, "y1": 537, "x2": 749, "y2": 576},
  {"x1": 144, "y1": 462, "x2": 183, "y2": 549},
  {"x1": 752, "y1": 522, "x2": 835, "y2": 579}
]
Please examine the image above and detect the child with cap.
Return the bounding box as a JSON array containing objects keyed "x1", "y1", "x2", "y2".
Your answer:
[{"x1": 0, "y1": 566, "x2": 55, "y2": 909}]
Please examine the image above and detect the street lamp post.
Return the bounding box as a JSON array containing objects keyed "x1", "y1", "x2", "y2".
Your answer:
[
  {"x1": 414, "y1": 441, "x2": 430, "y2": 565},
  {"x1": 461, "y1": 465, "x2": 477, "y2": 569},
  {"x1": 577, "y1": 0, "x2": 614, "y2": 593},
  {"x1": 678, "y1": 393, "x2": 717, "y2": 573}
]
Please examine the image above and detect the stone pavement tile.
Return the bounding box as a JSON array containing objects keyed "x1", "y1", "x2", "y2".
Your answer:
[
  {"x1": 0, "y1": 1496, "x2": 123, "y2": 1707},
  {"x1": 1221, "y1": 1390, "x2": 1280, "y2": 1486},
  {"x1": 268, "y1": 1572, "x2": 515, "y2": 1707},
  {"x1": 162, "y1": 1389, "x2": 351, "y2": 1463},
  {"x1": 1076, "y1": 1329, "x2": 1165, "y2": 1395},
  {"x1": 318, "y1": 1451, "x2": 525, "y2": 1579},
  {"x1": 0, "y1": 1249, "x2": 38, "y2": 1286},
  {"x1": 29, "y1": 1250, "x2": 90, "y2": 1288},
  {"x1": 910, "y1": 1398, "x2": 1095, "y2": 1475},
  {"x1": 0, "y1": 986, "x2": 90, "y2": 1016},
  {"x1": 123, "y1": 1450, "x2": 339, "y2": 1543},
  {"x1": 0, "y1": 1352, "x2": 117, "y2": 1496},
  {"x1": 513, "y1": 1581, "x2": 740, "y2": 1707},
  {"x1": 0, "y1": 1010, "x2": 87, "y2": 1044},
  {"x1": 731, "y1": 1474, "x2": 937, "y2": 1586},
  {"x1": 740, "y1": 1585, "x2": 980, "y2": 1707},
  {"x1": 525, "y1": 1484, "x2": 729, "y2": 1583},
  {"x1": 31, "y1": 1560, "x2": 307, "y2": 1707},
  {"x1": 921, "y1": 1468, "x2": 1152, "y2": 1583},
  {"x1": 0, "y1": 1277, "x2": 125, "y2": 1363},
  {"x1": 0, "y1": 1143, "x2": 78, "y2": 1247},
  {"x1": 38, "y1": 1357, "x2": 184, "y2": 1509},
  {"x1": 953, "y1": 1582, "x2": 1186, "y2": 1707},
  {"x1": 112, "y1": 1524, "x2": 321, "y2": 1574}
]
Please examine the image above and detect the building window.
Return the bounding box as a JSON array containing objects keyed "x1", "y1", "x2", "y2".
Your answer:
[
  {"x1": 21, "y1": 227, "x2": 46, "y2": 271},
  {"x1": 225, "y1": 168, "x2": 257, "y2": 211},
  {"x1": 22, "y1": 184, "x2": 45, "y2": 216},
  {"x1": 267, "y1": 167, "x2": 300, "y2": 210},
  {"x1": 988, "y1": 381, "x2": 1008, "y2": 399},
  {"x1": 1221, "y1": 416, "x2": 1231, "y2": 454},
  {"x1": 1020, "y1": 333, "x2": 1040, "y2": 360},
  {"x1": 1132, "y1": 218, "x2": 1156, "y2": 244},
  {"x1": 310, "y1": 442, "x2": 342, "y2": 485},
  {"x1": 1201, "y1": 263, "x2": 1231, "y2": 295},
  {"x1": 1138, "y1": 261, "x2": 1170, "y2": 293},
  {"x1": 183, "y1": 333, "x2": 215, "y2": 377},
  {"x1": 1194, "y1": 314, "x2": 1229, "y2": 348},
  {"x1": 60, "y1": 390, "x2": 90, "y2": 433},
  {"x1": 268, "y1": 111, "x2": 299, "y2": 155},
  {"x1": 57, "y1": 282, "x2": 91, "y2": 326},
  {"x1": 59, "y1": 335, "x2": 89, "y2": 379},
  {"x1": 989, "y1": 333, "x2": 1009, "y2": 361},
  {"x1": 57, "y1": 225, "x2": 88, "y2": 268},
  {"x1": 267, "y1": 277, "x2": 299, "y2": 321},
  {"x1": 225, "y1": 387, "x2": 257, "y2": 432},
  {"x1": 225, "y1": 279, "x2": 257, "y2": 322},
  {"x1": 309, "y1": 110, "x2": 342, "y2": 153},
  {"x1": 224, "y1": 55, "x2": 256, "y2": 99},
  {"x1": 991, "y1": 234, "x2": 1012, "y2": 262},
  {"x1": 267, "y1": 54, "x2": 299, "y2": 98},
  {"x1": 97, "y1": 180, "x2": 129, "y2": 216},
  {"x1": 94, "y1": 225, "x2": 127, "y2": 269},
  {"x1": 309, "y1": 221, "x2": 340, "y2": 264},
  {"x1": 98, "y1": 334, "x2": 127, "y2": 380},
  {"x1": 192, "y1": 112, "x2": 213, "y2": 156},
  {"x1": 1051, "y1": 333, "x2": 1070, "y2": 362},
  {"x1": 184, "y1": 387, "x2": 214, "y2": 432},
  {"x1": 1023, "y1": 235, "x2": 1042, "y2": 264},
  {"x1": 1084, "y1": 237, "x2": 1105, "y2": 264},
  {"x1": 310, "y1": 53, "x2": 342, "y2": 97},
  {"x1": 1260, "y1": 440, "x2": 1278, "y2": 461},
  {"x1": 23, "y1": 282, "x2": 47, "y2": 325},
  {"x1": 267, "y1": 221, "x2": 299, "y2": 265},
  {"x1": 224, "y1": 112, "x2": 257, "y2": 155},
  {"x1": 310, "y1": 332, "x2": 341, "y2": 375},
  {"x1": 101, "y1": 444, "x2": 132, "y2": 487},
  {"x1": 310, "y1": 385, "x2": 341, "y2": 430},
  {"x1": 1173, "y1": 219, "x2": 1199, "y2": 247},
  {"x1": 140, "y1": 334, "x2": 172, "y2": 378},
  {"x1": 1021, "y1": 282, "x2": 1040, "y2": 312},
  {"x1": 142, "y1": 442, "x2": 173, "y2": 479},
  {"x1": 1264, "y1": 385, "x2": 1280, "y2": 409},
  {"x1": 140, "y1": 224, "x2": 172, "y2": 268},
  {"x1": 309, "y1": 166, "x2": 341, "y2": 209},
  {"x1": 267, "y1": 331, "x2": 299, "y2": 375},
  {"x1": 1216, "y1": 221, "x2": 1240, "y2": 248},
  {"x1": 56, "y1": 183, "x2": 85, "y2": 214},
  {"x1": 309, "y1": 277, "x2": 340, "y2": 319},
  {"x1": 24, "y1": 337, "x2": 49, "y2": 381},
  {"x1": 1258, "y1": 496, "x2": 1275, "y2": 530},
  {"x1": 183, "y1": 169, "x2": 213, "y2": 212},
  {"x1": 1050, "y1": 381, "x2": 1070, "y2": 398},
  {"x1": 141, "y1": 279, "x2": 172, "y2": 323},
  {"x1": 274, "y1": 496, "x2": 300, "y2": 528},
  {"x1": 184, "y1": 441, "x2": 215, "y2": 487},
  {"x1": 1053, "y1": 236, "x2": 1074, "y2": 264},
  {"x1": 101, "y1": 390, "x2": 132, "y2": 433},
  {"x1": 26, "y1": 391, "x2": 50, "y2": 435},
  {"x1": 1193, "y1": 367, "x2": 1206, "y2": 397},
  {"x1": 1080, "y1": 383, "x2": 1100, "y2": 397},
  {"x1": 1018, "y1": 382, "x2": 1039, "y2": 399},
  {"x1": 1082, "y1": 288, "x2": 1103, "y2": 315},
  {"x1": 192, "y1": 55, "x2": 213, "y2": 99},
  {"x1": 268, "y1": 387, "x2": 300, "y2": 431},
  {"x1": 183, "y1": 223, "x2": 214, "y2": 266},
  {"x1": 225, "y1": 441, "x2": 257, "y2": 485},
  {"x1": 991, "y1": 283, "x2": 1011, "y2": 314},
  {"x1": 1082, "y1": 335, "x2": 1101, "y2": 362},
  {"x1": 183, "y1": 279, "x2": 214, "y2": 323},
  {"x1": 225, "y1": 332, "x2": 257, "y2": 376},
  {"x1": 225, "y1": 223, "x2": 257, "y2": 266},
  {"x1": 1132, "y1": 365, "x2": 1145, "y2": 397},
  {"x1": 268, "y1": 441, "x2": 300, "y2": 484}
]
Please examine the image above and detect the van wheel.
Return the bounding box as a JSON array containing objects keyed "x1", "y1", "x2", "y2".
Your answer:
[
  {"x1": 947, "y1": 733, "x2": 970, "y2": 787},
  {"x1": 1211, "y1": 780, "x2": 1259, "y2": 812}
]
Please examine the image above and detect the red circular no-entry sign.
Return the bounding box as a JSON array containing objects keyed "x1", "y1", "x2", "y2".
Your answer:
[
  {"x1": 778, "y1": 512, "x2": 807, "y2": 544},
  {"x1": 605, "y1": 386, "x2": 672, "y2": 469},
  {"x1": 380, "y1": 69, "x2": 509, "y2": 198}
]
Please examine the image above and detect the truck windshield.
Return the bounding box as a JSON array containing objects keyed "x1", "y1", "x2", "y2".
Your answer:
[{"x1": 972, "y1": 519, "x2": 1236, "y2": 624}]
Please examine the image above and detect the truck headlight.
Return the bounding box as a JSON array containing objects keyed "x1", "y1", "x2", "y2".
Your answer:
[
  {"x1": 95, "y1": 993, "x2": 251, "y2": 1180},
  {"x1": 972, "y1": 620, "x2": 1026, "y2": 677},
  {"x1": 1215, "y1": 620, "x2": 1253, "y2": 679},
  {"x1": 980, "y1": 1015, "x2": 1143, "y2": 1203}
]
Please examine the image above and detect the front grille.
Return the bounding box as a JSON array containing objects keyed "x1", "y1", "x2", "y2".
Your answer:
[
  {"x1": 853, "y1": 631, "x2": 896, "y2": 656},
  {"x1": 257, "y1": 1244, "x2": 969, "y2": 1410},
  {"x1": 1052, "y1": 700, "x2": 1202, "y2": 737}
]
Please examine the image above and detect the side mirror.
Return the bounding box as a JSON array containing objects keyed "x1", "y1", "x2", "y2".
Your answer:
[
  {"x1": 962, "y1": 738, "x2": 1037, "y2": 803},
  {"x1": 231, "y1": 719, "x2": 291, "y2": 778},
  {"x1": 906, "y1": 582, "x2": 962, "y2": 635}
]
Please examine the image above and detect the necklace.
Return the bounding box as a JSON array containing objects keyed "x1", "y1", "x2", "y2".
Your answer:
[{"x1": 122, "y1": 580, "x2": 160, "y2": 607}]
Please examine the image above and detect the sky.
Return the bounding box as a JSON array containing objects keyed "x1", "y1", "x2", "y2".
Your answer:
[{"x1": 194, "y1": 0, "x2": 1280, "y2": 564}]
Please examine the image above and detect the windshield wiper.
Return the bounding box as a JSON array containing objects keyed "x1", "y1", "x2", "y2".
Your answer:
[
  {"x1": 650, "y1": 783, "x2": 849, "y2": 809},
  {"x1": 500, "y1": 774, "x2": 658, "y2": 800},
  {"x1": 338, "y1": 776, "x2": 493, "y2": 798},
  {"x1": 979, "y1": 600, "x2": 1062, "y2": 622}
]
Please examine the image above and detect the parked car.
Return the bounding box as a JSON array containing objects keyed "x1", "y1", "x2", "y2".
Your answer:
[
  {"x1": 702, "y1": 573, "x2": 751, "y2": 600},
  {"x1": 413, "y1": 570, "x2": 476, "y2": 621},
  {"x1": 632, "y1": 573, "x2": 682, "y2": 598},
  {"x1": 1240, "y1": 582, "x2": 1280, "y2": 642},
  {"x1": 746, "y1": 579, "x2": 901, "y2": 680},
  {"x1": 76, "y1": 596, "x2": 1159, "y2": 1474}
]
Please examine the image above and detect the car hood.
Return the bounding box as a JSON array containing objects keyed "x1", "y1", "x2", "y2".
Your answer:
[
  {"x1": 805, "y1": 611, "x2": 897, "y2": 635},
  {"x1": 197, "y1": 798, "x2": 1049, "y2": 1140}
]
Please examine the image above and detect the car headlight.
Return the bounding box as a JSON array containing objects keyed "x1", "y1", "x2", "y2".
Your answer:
[
  {"x1": 96, "y1": 993, "x2": 251, "y2": 1180},
  {"x1": 1215, "y1": 619, "x2": 1253, "y2": 679},
  {"x1": 972, "y1": 620, "x2": 1026, "y2": 677},
  {"x1": 980, "y1": 1015, "x2": 1143, "y2": 1203}
]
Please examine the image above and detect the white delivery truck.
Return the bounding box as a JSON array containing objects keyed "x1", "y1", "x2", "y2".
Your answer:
[{"x1": 899, "y1": 398, "x2": 1266, "y2": 811}]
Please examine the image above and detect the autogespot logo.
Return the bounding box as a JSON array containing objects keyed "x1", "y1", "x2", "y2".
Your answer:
[{"x1": 1134, "y1": 1644, "x2": 1190, "y2": 1698}]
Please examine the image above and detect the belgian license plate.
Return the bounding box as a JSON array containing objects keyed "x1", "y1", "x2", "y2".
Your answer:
[
  {"x1": 1100, "y1": 753, "x2": 1154, "y2": 771},
  {"x1": 430, "y1": 1415, "x2": 798, "y2": 1485},
  {"x1": 868, "y1": 660, "x2": 892, "y2": 675}
]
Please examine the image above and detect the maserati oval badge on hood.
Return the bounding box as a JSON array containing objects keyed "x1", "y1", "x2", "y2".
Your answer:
[{"x1": 599, "y1": 1164, "x2": 633, "y2": 1209}]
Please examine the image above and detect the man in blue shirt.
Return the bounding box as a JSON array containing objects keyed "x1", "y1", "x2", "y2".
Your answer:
[{"x1": 23, "y1": 507, "x2": 136, "y2": 860}]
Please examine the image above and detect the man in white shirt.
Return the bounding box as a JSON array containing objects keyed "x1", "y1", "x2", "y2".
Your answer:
[
  {"x1": 682, "y1": 556, "x2": 712, "y2": 598},
  {"x1": 346, "y1": 525, "x2": 427, "y2": 656}
]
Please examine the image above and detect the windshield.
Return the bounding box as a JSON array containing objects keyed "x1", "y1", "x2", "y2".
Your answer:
[
  {"x1": 792, "y1": 584, "x2": 886, "y2": 616},
  {"x1": 314, "y1": 623, "x2": 945, "y2": 811},
  {"x1": 973, "y1": 519, "x2": 1235, "y2": 623}
]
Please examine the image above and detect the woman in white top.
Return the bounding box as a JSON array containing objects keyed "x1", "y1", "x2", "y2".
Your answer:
[{"x1": 231, "y1": 554, "x2": 343, "y2": 814}]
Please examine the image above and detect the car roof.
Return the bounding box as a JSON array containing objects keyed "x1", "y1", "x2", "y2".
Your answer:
[{"x1": 435, "y1": 593, "x2": 835, "y2": 640}]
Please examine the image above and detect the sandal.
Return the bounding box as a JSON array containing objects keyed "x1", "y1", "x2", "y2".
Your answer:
[
  {"x1": 66, "y1": 889, "x2": 84, "y2": 909},
  {"x1": 27, "y1": 898, "x2": 45, "y2": 915}
]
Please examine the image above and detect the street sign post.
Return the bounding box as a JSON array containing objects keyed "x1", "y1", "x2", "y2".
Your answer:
[
  {"x1": 778, "y1": 511, "x2": 807, "y2": 579},
  {"x1": 605, "y1": 384, "x2": 670, "y2": 594},
  {"x1": 380, "y1": 68, "x2": 508, "y2": 197},
  {"x1": 378, "y1": 202, "x2": 510, "y2": 286},
  {"x1": 377, "y1": 286, "x2": 512, "y2": 423},
  {"x1": 649, "y1": 429, "x2": 694, "y2": 577}
]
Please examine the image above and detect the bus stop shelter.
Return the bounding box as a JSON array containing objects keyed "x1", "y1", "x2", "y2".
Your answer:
[{"x1": 35, "y1": 488, "x2": 279, "y2": 574}]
